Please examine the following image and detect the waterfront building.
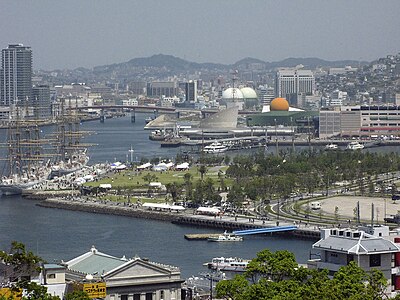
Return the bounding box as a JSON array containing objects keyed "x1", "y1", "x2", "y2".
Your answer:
[
  {"x1": 247, "y1": 97, "x2": 318, "y2": 136},
  {"x1": 65, "y1": 246, "x2": 183, "y2": 300},
  {"x1": 32, "y1": 85, "x2": 51, "y2": 119},
  {"x1": 319, "y1": 110, "x2": 341, "y2": 139},
  {"x1": 341, "y1": 105, "x2": 400, "y2": 138},
  {"x1": 308, "y1": 227, "x2": 400, "y2": 296},
  {"x1": 275, "y1": 69, "x2": 315, "y2": 106},
  {"x1": 0, "y1": 44, "x2": 32, "y2": 107}
]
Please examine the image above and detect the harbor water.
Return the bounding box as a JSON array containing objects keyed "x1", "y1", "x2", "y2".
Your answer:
[{"x1": 1, "y1": 114, "x2": 398, "y2": 278}]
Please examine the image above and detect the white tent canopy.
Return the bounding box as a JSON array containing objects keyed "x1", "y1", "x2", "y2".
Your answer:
[
  {"x1": 197, "y1": 206, "x2": 221, "y2": 215},
  {"x1": 142, "y1": 203, "x2": 185, "y2": 211},
  {"x1": 137, "y1": 162, "x2": 152, "y2": 170},
  {"x1": 175, "y1": 162, "x2": 189, "y2": 170}
]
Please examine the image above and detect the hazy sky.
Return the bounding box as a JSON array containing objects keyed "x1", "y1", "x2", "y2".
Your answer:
[{"x1": 1, "y1": 0, "x2": 400, "y2": 70}]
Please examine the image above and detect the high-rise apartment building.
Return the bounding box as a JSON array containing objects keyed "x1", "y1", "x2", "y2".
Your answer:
[
  {"x1": 185, "y1": 80, "x2": 197, "y2": 103},
  {"x1": 0, "y1": 44, "x2": 32, "y2": 107},
  {"x1": 32, "y1": 85, "x2": 51, "y2": 119},
  {"x1": 275, "y1": 69, "x2": 315, "y2": 106}
]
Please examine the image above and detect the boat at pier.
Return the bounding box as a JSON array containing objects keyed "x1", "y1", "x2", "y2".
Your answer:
[
  {"x1": 49, "y1": 98, "x2": 90, "y2": 179},
  {"x1": 206, "y1": 257, "x2": 249, "y2": 272},
  {"x1": 207, "y1": 231, "x2": 243, "y2": 242},
  {"x1": 346, "y1": 141, "x2": 364, "y2": 150},
  {"x1": 325, "y1": 143, "x2": 338, "y2": 151},
  {"x1": 0, "y1": 115, "x2": 52, "y2": 195},
  {"x1": 203, "y1": 142, "x2": 229, "y2": 154}
]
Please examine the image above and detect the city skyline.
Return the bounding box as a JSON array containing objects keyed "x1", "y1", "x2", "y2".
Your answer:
[{"x1": 1, "y1": 0, "x2": 400, "y2": 70}]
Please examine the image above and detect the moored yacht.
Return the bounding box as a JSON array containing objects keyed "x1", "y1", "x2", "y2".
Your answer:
[
  {"x1": 346, "y1": 141, "x2": 364, "y2": 150},
  {"x1": 203, "y1": 142, "x2": 229, "y2": 154},
  {"x1": 325, "y1": 143, "x2": 338, "y2": 151}
]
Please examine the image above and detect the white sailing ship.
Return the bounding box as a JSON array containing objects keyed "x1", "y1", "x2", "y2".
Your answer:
[{"x1": 0, "y1": 115, "x2": 51, "y2": 195}]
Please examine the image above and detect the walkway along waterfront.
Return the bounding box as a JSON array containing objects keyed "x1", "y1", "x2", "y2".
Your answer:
[{"x1": 38, "y1": 197, "x2": 320, "y2": 239}]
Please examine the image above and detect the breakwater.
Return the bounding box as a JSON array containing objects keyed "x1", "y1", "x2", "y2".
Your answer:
[{"x1": 38, "y1": 198, "x2": 320, "y2": 239}]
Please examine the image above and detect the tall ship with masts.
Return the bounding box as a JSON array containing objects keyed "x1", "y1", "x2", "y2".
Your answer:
[
  {"x1": 49, "y1": 97, "x2": 90, "y2": 178},
  {"x1": 0, "y1": 108, "x2": 52, "y2": 195}
]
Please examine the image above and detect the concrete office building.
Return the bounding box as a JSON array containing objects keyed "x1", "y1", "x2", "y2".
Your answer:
[
  {"x1": 0, "y1": 44, "x2": 32, "y2": 107},
  {"x1": 147, "y1": 82, "x2": 178, "y2": 98},
  {"x1": 319, "y1": 110, "x2": 341, "y2": 138},
  {"x1": 32, "y1": 85, "x2": 51, "y2": 119},
  {"x1": 275, "y1": 69, "x2": 315, "y2": 106},
  {"x1": 185, "y1": 80, "x2": 197, "y2": 103}
]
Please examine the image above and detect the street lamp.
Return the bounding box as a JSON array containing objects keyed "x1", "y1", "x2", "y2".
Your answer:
[
  {"x1": 128, "y1": 145, "x2": 134, "y2": 163},
  {"x1": 274, "y1": 118, "x2": 278, "y2": 156}
]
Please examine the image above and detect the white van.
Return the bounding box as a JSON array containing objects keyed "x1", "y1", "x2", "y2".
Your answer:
[{"x1": 311, "y1": 201, "x2": 321, "y2": 210}]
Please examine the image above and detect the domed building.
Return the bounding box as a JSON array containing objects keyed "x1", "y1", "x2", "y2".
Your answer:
[
  {"x1": 270, "y1": 97, "x2": 289, "y2": 111},
  {"x1": 221, "y1": 87, "x2": 259, "y2": 110},
  {"x1": 247, "y1": 97, "x2": 318, "y2": 130},
  {"x1": 221, "y1": 88, "x2": 244, "y2": 100},
  {"x1": 240, "y1": 87, "x2": 258, "y2": 100}
]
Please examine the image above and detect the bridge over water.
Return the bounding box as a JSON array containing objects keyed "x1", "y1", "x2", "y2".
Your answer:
[{"x1": 233, "y1": 225, "x2": 298, "y2": 236}]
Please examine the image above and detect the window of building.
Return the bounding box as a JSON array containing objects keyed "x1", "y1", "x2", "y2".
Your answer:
[
  {"x1": 121, "y1": 295, "x2": 128, "y2": 300},
  {"x1": 160, "y1": 290, "x2": 164, "y2": 300},
  {"x1": 347, "y1": 254, "x2": 354, "y2": 265},
  {"x1": 370, "y1": 254, "x2": 381, "y2": 267},
  {"x1": 47, "y1": 273, "x2": 56, "y2": 279},
  {"x1": 145, "y1": 293, "x2": 153, "y2": 300},
  {"x1": 133, "y1": 294, "x2": 140, "y2": 300}
]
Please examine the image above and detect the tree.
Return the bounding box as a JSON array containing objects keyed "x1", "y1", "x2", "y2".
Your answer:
[
  {"x1": 215, "y1": 275, "x2": 249, "y2": 300},
  {"x1": 0, "y1": 242, "x2": 59, "y2": 300},
  {"x1": 64, "y1": 290, "x2": 91, "y2": 300},
  {"x1": 198, "y1": 165, "x2": 207, "y2": 181},
  {"x1": 216, "y1": 249, "x2": 392, "y2": 300},
  {"x1": 183, "y1": 172, "x2": 193, "y2": 200},
  {"x1": 165, "y1": 182, "x2": 181, "y2": 202},
  {"x1": 227, "y1": 184, "x2": 245, "y2": 211},
  {"x1": 244, "y1": 249, "x2": 297, "y2": 283},
  {"x1": 0, "y1": 241, "x2": 43, "y2": 282},
  {"x1": 142, "y1": 173, "x2": 158, "y2": 185}
]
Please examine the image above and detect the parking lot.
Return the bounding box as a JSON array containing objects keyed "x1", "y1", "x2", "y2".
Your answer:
[{"x1": 310, "y1": 196, "x2": 400, "y2": 223}]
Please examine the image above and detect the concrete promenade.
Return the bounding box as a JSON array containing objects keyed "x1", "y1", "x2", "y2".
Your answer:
[{"x1": 38, "y1": 197, "x2": 321, "y2": 239}]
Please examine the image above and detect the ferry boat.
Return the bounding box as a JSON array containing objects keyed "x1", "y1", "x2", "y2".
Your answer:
[
  {"x1": 206, "y1": 257, "x2": 249, "y2": 272},
  {"x1": 207, "y1": 231, "x2": 243, "y2": 242},
  {"x1": 346, "y1": 141, "x2": 364, "y2": 150},
  {"x1": 203, "y1": 142, "x2": 229, "y2": 154}
]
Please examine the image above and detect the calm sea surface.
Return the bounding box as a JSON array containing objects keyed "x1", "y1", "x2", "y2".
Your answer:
[{"x1": 1, "y1": 114, "x2": 397, "y2": 278}]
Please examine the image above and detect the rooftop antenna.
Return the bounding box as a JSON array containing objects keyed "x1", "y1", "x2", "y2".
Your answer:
[
  {"x1": 231, "y1": 70, "x2": 238, "y2": 102},
  {"x1": 371, "y1": 203, "x2": 374, "y2": 226}
]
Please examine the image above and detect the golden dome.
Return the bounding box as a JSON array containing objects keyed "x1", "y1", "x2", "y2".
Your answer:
[{"x1": 270, "y1": 98, "x2": 289, "y2": 111}]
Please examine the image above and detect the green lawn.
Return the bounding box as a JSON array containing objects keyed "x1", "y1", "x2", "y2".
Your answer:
[{"x1": 84, "y1": 165, "x2": 231, "y2": 189}]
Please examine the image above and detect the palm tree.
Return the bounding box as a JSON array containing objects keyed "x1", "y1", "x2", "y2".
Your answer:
[{"x1": 198, "y1": 165, "x2": 207, "y2": 181}]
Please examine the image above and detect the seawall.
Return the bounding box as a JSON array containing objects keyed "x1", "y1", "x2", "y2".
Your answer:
[{"x1": 38, "y1": 198, "x2": 320, "y2": 240}]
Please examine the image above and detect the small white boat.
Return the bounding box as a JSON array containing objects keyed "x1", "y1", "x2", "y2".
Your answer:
[
  {"x1": 204, "y1": 142, "x2": 229, "y2": 154},
  {"x1": 207, "y1": 231, "x2": 243, "y2": 242},
  {"x1": 206, "y1": 257, "x2": 249, "y2": 272},
  {"x1": 346, "y1": 141, "x2": 364, "y2": 150},
  {"x1": 325, "y1": 143, "x2": 338, "y2": 150}
]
